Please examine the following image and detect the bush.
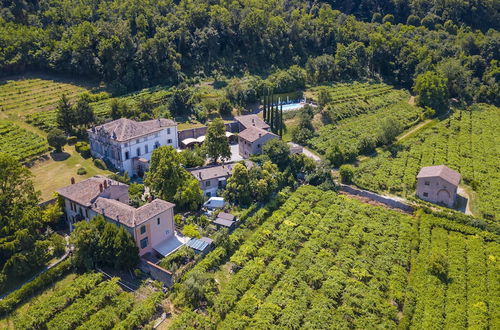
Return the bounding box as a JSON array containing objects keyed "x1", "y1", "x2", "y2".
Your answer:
[
  {"x1": 339, "y1": 164, "x2": 355, "y2": 184},
  {"x1": 77, "y1": 167, "x2": 87, "y2": 175},
  {"x1": 182, "y1": 224, "x2": 201, "y2": 238},
  {"x1": 93, "y1": 158, "x2": 107, "y2": 170},
  {"x1": 74, "y1": 141, "x2": 88, "y2": 152},
  {"x1": 79, "y1": 145, "x2": 91, "y2": 158},
  {"x1": 67, "y1": 136, "x2": 78, "y2": 145}
]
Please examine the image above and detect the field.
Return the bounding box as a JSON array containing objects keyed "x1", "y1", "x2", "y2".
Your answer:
[
  {"x1": 170, "y1": 186, "x2": 499, "y2": 328},
  {"x1": 0, "y1": 121, "x2": 48, "y2": 162},
  {"x1": 405, "y1": 212, "x2": 499, "y2": 329},
  {"x1": 0, "y1": 76, "x2": 98, "y2": 120},
  {"x1": 2, "y1": 272, "x2": 163, "y2": 330},
  {"x1": 171, "y1": 185, "x2": 417, "y2": 328},
  {"x1": 290, "y1": 82, "x2": 422, "y2": 158},
  {"x1": 354, "y1": 104, "x2": 500, "y2": 220}
]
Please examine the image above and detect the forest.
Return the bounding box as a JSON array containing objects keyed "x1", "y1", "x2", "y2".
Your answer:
[{"x1": 0, "y1": 0, "x2": 498, "y2": 107}]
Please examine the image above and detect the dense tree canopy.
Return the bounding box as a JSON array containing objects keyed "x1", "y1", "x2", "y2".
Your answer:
[
  {"x1": 145, "y1": 146, "x2": 202, "y2": 211},
  {"x1": 0, "y1": 0, "x2": 497, "y2": 106}
]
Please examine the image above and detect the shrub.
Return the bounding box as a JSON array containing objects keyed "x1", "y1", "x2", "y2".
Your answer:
[
  {"x1": 74, "y1": 141, "x2": 88, "y2": 152},
  {"x1": 339, "y1": 164, "x2": 355, "y2": 184},
  {"x1": 77, "y1": 167, "x2": 87, "y2": 175},
  {"x1": 93, "y1": 158, "x2": 107, "y2": 170},
  {"x1": 67, "y1": 136, "x2": 78, "y2": 145},
  {"x1": 79, "y1": 145, "x2": 91, "y2": 158},
  {"x1": 182, "y1": 224, "x2": 201, "y2": 238}
]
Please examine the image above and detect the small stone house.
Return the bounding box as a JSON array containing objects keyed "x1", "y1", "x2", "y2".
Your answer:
[
  {"x1": 416, "y1": 165, "x2": 461, "y2": 208},
  {"x1": 238, "y1": 126, "x2": 278, "y2": 158},
  {"x1": 234, "y1": 114, "x2": 270, "y2": 132}
]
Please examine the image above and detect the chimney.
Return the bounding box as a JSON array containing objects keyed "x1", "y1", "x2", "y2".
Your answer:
[
  {"x1": 198, "y1": 172, "x2": 202, "y2": 179},
  {"x1": 71, "y1": 177, "x2": 75, "y2": 185},
  {"x1": 99, "y1": 184, "x2": 103, "y2": 193},
  {"x1": 258, "y1": 133, "x2": 262, "y2": 138},
  {"x1": 101, "y1": 208, "x2": 105, "y2": 215},
  {"x1": 103, "y1": 180, "x2": 108, "y2": 189},
  {"x1": 148, "y1": 195, "x2": 153, "y2": 203}
]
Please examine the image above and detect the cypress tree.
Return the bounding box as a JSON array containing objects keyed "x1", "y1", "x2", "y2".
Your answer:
[
  {"x1": 280, "y1": 103, "x2": 284, "y2": 137},
  {"x1": 263, "y1": 97, "x2": 267, "y2": 124},
  {"x1": 270, "y1": 95, "x2": 274, "y2": 132},
  {"x1": 56, "y1": 94, "x2": 74, "y2": 134}
]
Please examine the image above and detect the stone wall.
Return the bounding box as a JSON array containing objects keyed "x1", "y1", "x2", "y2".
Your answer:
[{"x1": 339, "y1": 184, "x2": 414, "y2": 213}]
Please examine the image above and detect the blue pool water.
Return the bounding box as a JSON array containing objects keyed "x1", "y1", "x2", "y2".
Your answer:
[{"x1": 280, "y1": 103, "x2": 305, "y2": 111}]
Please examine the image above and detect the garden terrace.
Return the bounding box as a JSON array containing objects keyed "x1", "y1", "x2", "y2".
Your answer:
[{"x1": 354, "y1": 104, "x2": 500, "y2": 220}]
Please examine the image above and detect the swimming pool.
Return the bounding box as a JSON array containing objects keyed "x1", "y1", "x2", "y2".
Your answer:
[{"x1": 280, "y1": 103, "x2": 305, "y2": 111}]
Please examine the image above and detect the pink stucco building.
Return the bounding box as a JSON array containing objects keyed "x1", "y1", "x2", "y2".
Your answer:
[{"x1": 416, "y1": 165, "x2": 461, "y2": 208}]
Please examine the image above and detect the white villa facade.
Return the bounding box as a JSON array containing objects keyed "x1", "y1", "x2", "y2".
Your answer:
[{"x1": 88, "y1": 118, "x2": 178, "y2": 176}]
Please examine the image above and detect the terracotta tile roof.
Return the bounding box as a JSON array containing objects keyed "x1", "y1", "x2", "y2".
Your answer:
[
  {"x1": 57, "y1": 176, "x2": 125, "y2": 207},
  {"x1": 188, "y1": 161, "x2": 253, "y2": 181},
  {"x1": 89, "y1": 118, "x2": 177, "y2": 142},
  {"x1": 57, "y1": 175, "x2": 175, "y2": 227},
  {"x1": 91, "y1": 198, "x2": 174, "y2": 227},
  {"x1": 235, "y1": 114, "x2": 270, "y2": 130},
  {"x1": 238, "y1": 126, "x2": 278, "y2": 143},
  {"x1": 417, "y1": 165, "x2": 461, "y2": 186}
]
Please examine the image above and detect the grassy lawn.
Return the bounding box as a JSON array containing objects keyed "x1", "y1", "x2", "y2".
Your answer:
[
  {"x1": 30, "y1": 145, "x2": 112, "y2": 201},
  {"x1": 0, "y1": 273, "x2": 78, "y2": 329}
]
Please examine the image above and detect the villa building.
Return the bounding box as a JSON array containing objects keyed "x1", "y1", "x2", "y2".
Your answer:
[
  {"x1": 416, "y1": 165, "x2": 461, "y2": 208},
  {"x1": 234, "y1": 114, "x2": 270, "y2": 132},
  {"x1": 57, "y1": 176, "x2": 181, "y2": 256},
  {"x1": 88, "y1": 118, "x2": 178, "y2": 176}
]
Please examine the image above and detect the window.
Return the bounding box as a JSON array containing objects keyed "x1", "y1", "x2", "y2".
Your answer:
[
  {"x1": 205, "y1": 180, "x2": 211, "y2": 187},
  {"x1": 125, "y1": 151, "x2": 129, "y2": 160},
  {"x1": 136, "y1": 139, "x2": 140, "y2": 144},
  {"x1": 257, "y1": 144, "x2": 261, "y2": 148},
  {"x1": 157, "y1": 218, "x2": 160, "y2": 225},
  {"x1": 165, "y1": 230, "x2": 170, "y2": 236},
  {"x1": 124, "y1": 143, "x2": 128, "y2": 147},
  {"x1": 154, "y1": 141, "x2": 160, "y2": 149},
  {"x1": 424, "y1": 181, "x2": 430, "y2": 186},
  {"x1": 423, "y1": 192, "x2": 429, "y2": 197},
  {"x1": 140, "y1": 225, "x2": 146, "y2": 234},
  {"x1": 206, "y1": 192, "x2": 211, "y2": 197},
  {"x1": 167, "y1": 139, "x2": 172, "y2": 144},
  {"x1": 145, "y1": 145, "x2": 149, "y2": 153},
  {"x1": 136, "y1": 148, "x2": 141, "y2": 157},
  {"x1": 155, "y1": 133, "x2": 159, "y2": 138},
  {"x1": 167, "y1": 128, "x2": 171, "y2": 134},
  {"x1": 140, "y1": 237, "x2": 148, "y2": 249},
  {"x1": 85, "y1": 209, "x2": 89, "y2": 218}
]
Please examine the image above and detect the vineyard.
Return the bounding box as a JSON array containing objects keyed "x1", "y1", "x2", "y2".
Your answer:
[
  {"x1": 171, "y1": 185, "x2": 417, "y2": 328},
  {"x1": 405, "y1": 212, "x2": 499, "y2": 329},
  {"x1": 26, "y1": 88, "x2": 172, "y2": 132},
  {"x1": 354, "y1": 104, "x2": 500, "y2": 220},
  {"x1": 307, "y1": 82, "x2": 409, "y2": 122},
  {"x1": 310, "y1": 101, "x2": 421, "y2": 156},
  {"x1": 303, "y1": 83, "x2": 421, "y2": 158},
  {"x1": 0, "y1": 121, "x2": 48, "y2": 161},
  {"x1": 170, "y1": 186, "x2": 499, "y2": 328},
  {"x1": 8, "y1": 272, "x2": 163, "y2": 330},
  {"x1": 0, "y1": 77, "x2": 92, "y2": 118}
]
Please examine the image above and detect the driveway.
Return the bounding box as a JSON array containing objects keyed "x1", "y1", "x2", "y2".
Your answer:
[
  {"x1": 288, "y1": 142, "x2": 321, "y2": 162},
  {"x1": 228, "y1": 144, "x2": 243, "y2": 162}
]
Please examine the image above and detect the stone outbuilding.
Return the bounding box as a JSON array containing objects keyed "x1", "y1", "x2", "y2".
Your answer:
[
  {"x1": 416, "y1": 165, "x2": 461, "y2": 208},
  {"x1": 238, "y1": 126, "x2": 278, "y2": 158}
]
